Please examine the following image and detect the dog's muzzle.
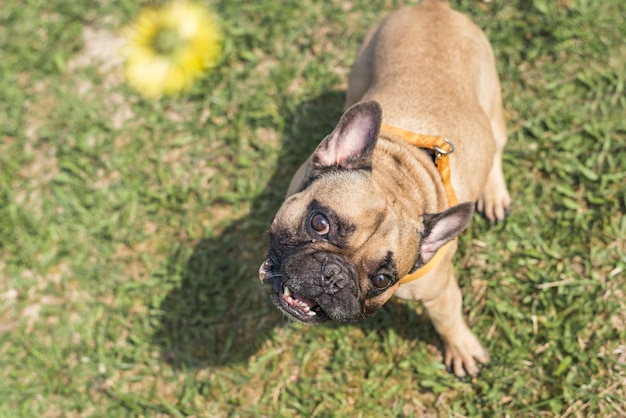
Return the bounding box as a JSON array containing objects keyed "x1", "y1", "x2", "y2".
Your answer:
[{"x1": 259, "y1": 252, "x2": 363, "y2": 323}]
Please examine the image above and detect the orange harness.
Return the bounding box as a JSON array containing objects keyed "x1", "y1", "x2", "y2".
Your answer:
[{"x1": 378, "y1": 122, "x2": 458, "y2": 285}]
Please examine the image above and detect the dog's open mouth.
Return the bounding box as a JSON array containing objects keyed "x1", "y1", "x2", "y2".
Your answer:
[
  {"x1": 260, "y1": 259, "x2": 327, "y2": 323},
  {"x1": 278, "y1": 283, "x2": 323, "y2": 320}
]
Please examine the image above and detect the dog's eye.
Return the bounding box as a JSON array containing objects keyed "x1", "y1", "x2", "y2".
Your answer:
[
  {"x1": 310, "y1": 213, "x2": 330, "y2": 236},
  {"x1": 371, "y1": 273, "x2": 392, "y2": 289}
]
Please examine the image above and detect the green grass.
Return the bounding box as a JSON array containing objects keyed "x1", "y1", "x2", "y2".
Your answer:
[{"x1": 1, "y1": 0, "x2": 625, "y2": 416}]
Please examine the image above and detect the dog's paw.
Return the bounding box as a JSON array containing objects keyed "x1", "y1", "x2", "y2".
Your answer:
[
  {"x1": 442, "y1": 326, "x2": 489, "y2": 378},
  {"x1": 477, "y1": 175, "x2": 512, "y2": 225}
]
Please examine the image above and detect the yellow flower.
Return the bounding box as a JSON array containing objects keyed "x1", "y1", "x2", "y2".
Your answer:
[{"x1": 121, "y1": 1, "x2": 222, "y2": 98}]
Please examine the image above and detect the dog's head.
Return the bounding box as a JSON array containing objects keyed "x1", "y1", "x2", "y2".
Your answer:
[{"x1": 259, "y1": 101, "x2": 473, "y2": 324}]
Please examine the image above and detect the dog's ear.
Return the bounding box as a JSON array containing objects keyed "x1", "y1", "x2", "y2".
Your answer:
[
  {"x1": 312, "y1": 101, "x2": 382, "y2": 171},
  {"x1": 412, "y1": 202, "x2": 474, "y2": 270}
]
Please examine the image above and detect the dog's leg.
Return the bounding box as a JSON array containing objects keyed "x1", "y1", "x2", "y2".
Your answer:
[
  {"x1": 422, "y1": 264, "x2": 489, "y2": 377},
  {"x1": 345, "y1": 24, "x2": 381, "y2": 109},
  {"x1": 477, "y1": 87, "x2": 512, "y2": 224}
]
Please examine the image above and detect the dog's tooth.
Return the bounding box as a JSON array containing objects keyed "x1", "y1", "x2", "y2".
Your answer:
[
  {"x1": 306, "y1": 310, "x2": 316, "y2": 316},
  {"x1": 283, "y1": 286, "x2": 291, "y2": 297},
  {"x1": 258, "y1": 261, "x2": 270, "y2": 282}
]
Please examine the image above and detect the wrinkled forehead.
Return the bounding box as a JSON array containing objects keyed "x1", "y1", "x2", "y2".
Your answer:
[
  {"x1": 309, "y1": 172, "x2": 417, "y2": 268},
  {"x1": 308, "y1": 170, "x2": 385, "y2": 217},
  {"x1": 272, "y1": 170, "x2": 386, "y2": 233}
]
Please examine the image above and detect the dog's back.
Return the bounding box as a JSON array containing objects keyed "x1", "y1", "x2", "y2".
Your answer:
[{"x1": 347, "y1": 0, "x2": 505, "y2": 204}]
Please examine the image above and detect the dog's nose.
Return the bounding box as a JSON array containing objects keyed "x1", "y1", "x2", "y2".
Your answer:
[{"x1": 321, "y1": 261, "x2": 347, "y2": 294}]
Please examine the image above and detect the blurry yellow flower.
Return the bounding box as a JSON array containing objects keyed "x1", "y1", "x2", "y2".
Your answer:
[{"x1": 121, "y1": 1, "x2": 222, "y2": 98}]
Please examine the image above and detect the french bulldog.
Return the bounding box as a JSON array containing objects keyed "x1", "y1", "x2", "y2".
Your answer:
[{"x1": 259, "y1": 0, "x2": 512, "y2": 377}]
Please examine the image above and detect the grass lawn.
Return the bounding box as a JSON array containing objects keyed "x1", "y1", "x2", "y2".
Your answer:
[{"x1": 1, "y1": 0, "x2": 625, "y2": 416}]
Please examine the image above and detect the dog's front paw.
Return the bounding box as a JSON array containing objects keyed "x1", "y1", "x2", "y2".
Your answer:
[
  {"x1": 441, "y1": 326, "x2": 489, "y2": 378},
  {"x1": 477, "y1": 173, "x2": 512, "y2": 225}
]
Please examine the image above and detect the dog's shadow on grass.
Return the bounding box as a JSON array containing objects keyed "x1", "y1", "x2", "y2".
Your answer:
[
  {"x1": 153, "y1": 91, "x2": 444, "y2": 370},
  {"x1": 154, "y1": 91, "x2": 347, "y2": 368}
]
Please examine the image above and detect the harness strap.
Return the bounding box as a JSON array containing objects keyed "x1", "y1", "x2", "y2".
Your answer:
[
  {"x1": 378, "y1": 122, "x2": 458, "y2": 285},
  {"x1": 380, "y1": 122, "x2": 458, "y2": 206}
]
